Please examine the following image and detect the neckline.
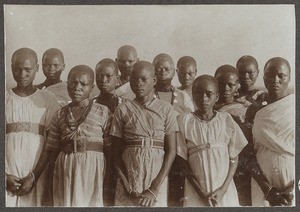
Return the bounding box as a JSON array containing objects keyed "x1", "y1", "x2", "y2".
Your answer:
[
  {"x1": 193, "y1": 110, "x2": 218, "y2": 123},
  {"x1": 10, "y1": 88, "x2": 38, "y2": 99},
  {"x1": 155, "y1": 86, "x2": 177, "y2": 105}
]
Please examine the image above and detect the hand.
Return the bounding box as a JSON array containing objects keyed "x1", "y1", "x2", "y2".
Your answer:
[
  {"x1": 129, "y1": 190, "x2": 141, "y2": 198},
  {"x1": 16, "y1": 173, "x2": 35, "y2": 196},
  {"x1": 208, "y1": 187, "x2": 226, "y2": 206},
  {"x1": 266, "y1": 187, "x2": 289, "y2": 206},
  {"x1": 139, "y1": 189, "x2": 158, "y2": 207},
  {"x1": 6, "y1": 174, "x2": 21, "y2": 194}
]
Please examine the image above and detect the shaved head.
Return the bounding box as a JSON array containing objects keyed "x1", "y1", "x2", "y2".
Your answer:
[
  {"x1": 11, "y1": 47, "x2": 38, "y2": 65},
  {"x1": 152, "y1": 53, "x2": 174, "y2": 67},
  {"x1": 177, "y1": 56, "x2": 197, "y2": 69},
  {"x1": 117, "y1": 45, "x2": 138, "y2": 59},
  {"x1": 131, "y1": 61, "x2": 155, "y2": 77},
  {"x1": 236, "y1": 55, "x2": 258, "y2": 69},
  {"x1": 42, "y1": 48, "x2": 64, "y2": 63},
  {"x1": 264, "y1": 57, "x2": 291, "y2": 75},
  {"x1": 95, "y1": 58, "x2": 118, "y2": 75},
  {"x1": 68, "y1": 65, "x2": 95, "y2": 83},
  {"x1": 214, "y1": 64, "x2": 239, "y2": 79},
  {"x1": 193, "y1": 75, "x2": 219, "y2": 93}
]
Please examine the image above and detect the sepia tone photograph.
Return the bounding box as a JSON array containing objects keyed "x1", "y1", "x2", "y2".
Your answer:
[{"x1": 3, "y1": 3, "x2": 296, "y2": 208}]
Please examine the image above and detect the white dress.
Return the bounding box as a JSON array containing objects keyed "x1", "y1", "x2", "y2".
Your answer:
[
  {"x1": 5, "y1": 89, "x2": 60, "y2": 207},
  {"x1": 177, "y1": 111, "x2": 248, "y2": 206}
]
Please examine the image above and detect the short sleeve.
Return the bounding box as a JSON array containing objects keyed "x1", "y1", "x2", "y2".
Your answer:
[
  {"x1": 44, "y1": 91, "x2": 60, "y2": 131},
  {"x1": 109, "y1": 105, "x2": 124, "y2": 138},
  {"x1": 182, "y1": 91, "x2": 195, "y2": 113},
  {"x1": 44, "y1": 110, "x2": 61, "y2": 151},
  {"x1": 176, "y1": 114, "x2": 188, "y2": 160},
  {"x1": 226, "y1": 114, "x2": 248, "y2": 159},
  {"x1": 165, "y1": 105, "x2": 179, "y2": 135}
]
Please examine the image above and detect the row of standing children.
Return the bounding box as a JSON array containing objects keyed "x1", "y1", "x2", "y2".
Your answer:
[{"x1": 5, "y1": 46, "x2": 294, "y2": 207}]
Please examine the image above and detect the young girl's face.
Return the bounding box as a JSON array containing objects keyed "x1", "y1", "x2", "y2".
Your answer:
[
  {"x1": 96, "y1": 65, "x2": 118, "y2": 94},
  {"x1": 217, "y1": 73, "x2": 239, "y2": 103},
  {"x1": 154, "y1": 59, "x2": 175, "y2": 82},
  {"x1": 237, "y1": 63, "x2": 259, "y2": 90},
  {"x1": 177, "y1": 65, "x2": 197, "y2": 88},
  {"x1": 130, "y1": 68, "x2": 156, "y2": 99},
  {"x1": 42, "y1": 54, "x2": 65, "y2": 81},
  {"x1": 193, "y1": 80, "x2": 219, "y2": 114},
  {"x1": 67, "y1": 71, "x2": 94, "y2": 103},
  {"x1": 12, "y1": 56, "x2": 38, "y2": 88}
]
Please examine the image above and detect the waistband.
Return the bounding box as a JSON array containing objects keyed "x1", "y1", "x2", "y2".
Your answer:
[
  {"x1": 6, "y1": 122, "x2": 45, "y2": 136},
  {"x1": 126, "y1": 137, "x2": 164, "y2": 149},
  {"x1": 60, "y1": 139, "x2": 104, "y2": 154},
  {"x1": 189, "y1": 142, "x2": 227, "y2": 156}
]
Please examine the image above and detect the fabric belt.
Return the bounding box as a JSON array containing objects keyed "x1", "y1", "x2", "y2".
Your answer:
[
  {"x1": 60, "y1": 139, "x2": 104, "y2": 154},
  {"x1": 126, "y1": 137, "x2": 164, "y2": 149},
  {"x1": 6, "y1": 122, "x2": 45, "y2": 136},
  {"x1": 189, "y1": 142, "x2": 227, "y2": 156}
]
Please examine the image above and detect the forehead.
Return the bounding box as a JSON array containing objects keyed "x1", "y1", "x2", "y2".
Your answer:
[
  {"x1": 69, "y1": 71, "x2": 93, "y2": 81},
  {"x1": 217, "y1": 72, "x2": 238, "y2": 81},
  {"x1": 265, "y1": 61, "x2": 290, "y2": 75},
  {"x1": 12, "y1": 55, "x2": 36, "y2": 66},
  {"x1": 132, "y1": 68, "x2": 153, "y2": 78},
  {"x1": 96, "y1": 64, "x2": 116, "y2": 74},
  {"x1": 238, "y1": 62, "x2": 258, "y2": 71},
  {"x1": 194, "y1": 79, "x2": 217, "y2": 92},
  {"x1": 118, "y1": 49, "x2": 137, "y2": 60},
  {"x1": 155, "y1": 59, "x2": 173, "y2": 67},
  {"x1": 177, "y1": 64, "x2": 196, "y2": 72},
  {"x1": 43, "y1": 54, "x2": 63, "y2": 63}
]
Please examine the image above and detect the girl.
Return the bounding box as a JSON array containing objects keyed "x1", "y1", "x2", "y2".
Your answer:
[
  {"x1": 21, "y1": 65, "x2": 112, "y2": 206},
  {"x1": 177, "y1": 75, "x2": 247, "y2": 206}
]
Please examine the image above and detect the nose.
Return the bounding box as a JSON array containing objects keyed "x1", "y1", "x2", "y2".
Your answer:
[
  {"x1": 225, "y1": 84, "x2": 230, "y2": 91},
  {"x1": 244, "y1": 72, "x2": 250, "y2": 79},
  {"x1": 101, "y1": 76, "x2": 108, "y2": 83},
  {"x1": 274, "y1": 75, "x2": 280, "y2": 83},
  {"x1": 202, "y1": 94, "x2": 209, "y2": 102},
  {"x1": 20, "y1": 69, "x2": 27, "y2": 77}
]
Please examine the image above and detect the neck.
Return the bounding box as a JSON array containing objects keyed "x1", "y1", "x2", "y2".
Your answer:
[
  {"x1": 195, "y1": 109, "x2": 214, "y2": 121},
  {"x1": 99, "y1": 90, "x2": 116, "y2": 99},
  {"x1": 181, "y1": 84, "x2": 192, "y2": 91},
  {"x1": 240, "y1": 85, "x2": 255, "y2": 93},
  {"x1": 220, "y1": 96, "x2": 235, "y2": 105},
  {"x1": 13, "y1": 84, "x2": 36, "y2": 97},
  {"x1": 120, "y1": 76, "x2": 130, "y2": 84},
  {"x1": 44, "y1": 78, "x2": 61, "y2": 87},
  {"x1": 268, "y1": 90, "x2": 289, "y2": 103},
  {"x1": 72, "y1": 98, "x2": 90, "y2": 107},
  {"x1": 156, "y1": 79, "x2": 173, "y2": 92},
  {"x1": 136, "y1": 90, "x2": 155, "y2": 105}
]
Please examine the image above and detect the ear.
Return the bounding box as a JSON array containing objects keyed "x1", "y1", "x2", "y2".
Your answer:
[
  {"x1": 36, "y1": 64, "x2": 39, "y2": 72},
  {"x1": 115, "y1": 58, "x2": 118, "y2": 62},
  {"x1": 176, "y1": 69, "x2": 179, "y2": 74},
  {"x1": 215, "y1": 93, "x2": 220, "y2": 102},
  {"x1": 62, "y1": 63, "x2": 65, "y2": 71},
  {"x1": 153, "y1": 75, "x2": 157, "y2": 86}
]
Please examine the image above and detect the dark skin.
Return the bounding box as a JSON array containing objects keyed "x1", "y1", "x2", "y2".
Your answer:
[
  {"x1": 113, "y1": 61, "x2": 176, "y2": 206},
  {"x1": 176, "y1": 57, "x2": 197, "y2": 93},
  {"x1": 16, "y1": 67, "x2": 112, "y2": 206},
  {"x1": 245, "y1": 58, "x2": 293, "y2": 206},
  {"x1": 6, "y1": 48, "x2": 39, "y2": 195},
  {"x1": 183, "y1": 76, "x2": 238, "y2": 206}
]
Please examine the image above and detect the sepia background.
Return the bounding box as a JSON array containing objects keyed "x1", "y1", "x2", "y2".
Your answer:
[{"x1": 4, "y1": 5, "x2": 295, "y2": 91}]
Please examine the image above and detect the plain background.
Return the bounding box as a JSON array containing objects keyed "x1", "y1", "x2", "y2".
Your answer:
[{"x1": 4, "y1": 4, "x2": 295, "y2": 90}]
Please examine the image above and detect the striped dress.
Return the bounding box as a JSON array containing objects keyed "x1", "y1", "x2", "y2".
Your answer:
[{"x1": 45, "y1": 102, "x2": 111, "y2": 206}]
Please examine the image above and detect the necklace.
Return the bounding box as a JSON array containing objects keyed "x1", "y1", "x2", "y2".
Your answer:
[
  {"x1": 65, "y1": 101, "x2": 93, "y2": 131},
  {"x1": 155, "y1": 86, "x2": 177, "y2": 105},
  {"x1": 194, "y1": 110, "x2": 216, "y2": 122}
]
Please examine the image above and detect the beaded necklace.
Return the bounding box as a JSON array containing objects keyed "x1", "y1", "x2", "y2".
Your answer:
[
  {"x1": 65, "y1": 101, "x2": 93, "y2": 131},
  {"x1": 155, "y1": 86, "x2": 178, "y2": 105}
]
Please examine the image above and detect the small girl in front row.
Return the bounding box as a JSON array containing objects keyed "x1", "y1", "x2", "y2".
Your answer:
[{"x1": 176, "y1": 75, "x2": 247, "y2": 206}]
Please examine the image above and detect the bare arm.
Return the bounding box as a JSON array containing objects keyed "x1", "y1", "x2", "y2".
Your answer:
[{"x1": 140, "y1": 133, "x2": 176, "y2": 206}]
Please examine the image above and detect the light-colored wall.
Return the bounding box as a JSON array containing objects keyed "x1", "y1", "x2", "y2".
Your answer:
[{"x1": 4, "y1": 5, "x2": 295, "y2": 90}]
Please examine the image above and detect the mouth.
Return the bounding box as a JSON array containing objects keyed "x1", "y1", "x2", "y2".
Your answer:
[
  {"x1": 72, "y1": 93, "x2": 82, "y2": 98},
  {"x1": 272, "y1": 85, "x2": 280, "y2": 90}
]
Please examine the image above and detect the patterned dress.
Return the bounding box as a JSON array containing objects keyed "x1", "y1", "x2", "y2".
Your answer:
[
  {"x1": 44, "y1": 102, "x2": 111, "y2": 206},
  {"x1": 110, "y1": 98, "x2": 179, "y2": 206},
  {"x1": 177, "y1": 111, "x2": 248, "y2": 206},
  {"x1": 5, "y1": 89, "x2": 59, "y2": 207}
]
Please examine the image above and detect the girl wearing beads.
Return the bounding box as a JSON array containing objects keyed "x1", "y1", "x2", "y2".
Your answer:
[
  {"x1": 110, "y1": 61, "x2": 178, "y2": 207},
  {"x1": 21, "y1": 65, "x2": 112, "y2": 206},
  {"x1": 177, "y1": 75, "x2": 247, "y2": 206},
  {"x1": 5, "y1": 48, "x2": 60, "y2": 207}
]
